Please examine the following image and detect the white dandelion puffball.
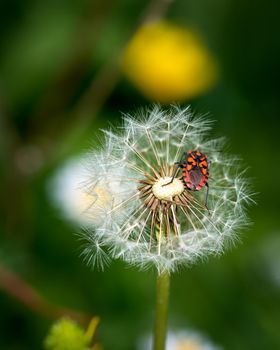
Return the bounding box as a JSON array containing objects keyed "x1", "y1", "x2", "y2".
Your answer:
[
  {"x1": 140, "y1": 329, "x2": 222, "y2": 350},
  {"x1": 165, "y1": 330, "x2": 222, "y2": 350},
  {"x1": 48, "y1": 156, "x2": 125, "y2": 226},
  {"x1": 81, "y1": 105, "x2": 252, "y2": 273}
]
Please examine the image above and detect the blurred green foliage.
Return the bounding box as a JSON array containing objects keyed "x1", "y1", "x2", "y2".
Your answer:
[{"x1": 0, "y1": 0, "x2": 280, "y2": 349}]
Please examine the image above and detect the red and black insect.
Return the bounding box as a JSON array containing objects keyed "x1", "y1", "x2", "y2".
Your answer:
[{"x1": 166, "y1": 150, "x2": 210, "y2": 208}]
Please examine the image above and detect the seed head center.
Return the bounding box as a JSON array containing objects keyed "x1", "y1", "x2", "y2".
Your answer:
[{"x1": 152, "y1": 177, "x2": 184, "y2": 200}]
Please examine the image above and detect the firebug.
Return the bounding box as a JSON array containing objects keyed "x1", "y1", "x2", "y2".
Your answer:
[{"x1": 165, "y1": 150, "x2": 210, "y2": 208}]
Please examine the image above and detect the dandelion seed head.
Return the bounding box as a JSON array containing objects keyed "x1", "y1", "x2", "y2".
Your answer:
[
  {"x1": 80, "y1": 105, "x2": 253, "y2": 273},
  {"x1": 152, "y1": 177, "x2": 185, "y2": 200}
]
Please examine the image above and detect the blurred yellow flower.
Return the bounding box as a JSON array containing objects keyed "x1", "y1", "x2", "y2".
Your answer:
[{"x1": 122, "y1": 21, "x2": 218, "y2": 102}]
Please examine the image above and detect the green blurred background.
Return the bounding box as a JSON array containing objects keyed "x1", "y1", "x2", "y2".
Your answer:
[{"x1": 0, "y1": 0, "x2": 280, "y2": 349}]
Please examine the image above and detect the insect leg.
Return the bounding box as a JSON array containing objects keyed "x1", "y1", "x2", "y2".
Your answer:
[
  {"x1": 162, "y1": 163, "x2": 181, "y2": 186},
  {"x1": 205, "y1": 182, "x2": 210, "y2": 213},
  {"x1": 163, "y1": 153, "x2": 186, "y2": 186}
]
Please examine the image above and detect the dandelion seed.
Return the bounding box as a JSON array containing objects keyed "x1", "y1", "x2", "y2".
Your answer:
[{"x1": 81, "y1": 105, "x2": 253, "y2": 274}]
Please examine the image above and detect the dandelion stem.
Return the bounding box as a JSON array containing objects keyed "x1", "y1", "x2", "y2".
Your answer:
[{"x1": 153, "y1": 271, "x2": 170, "y2": 350}]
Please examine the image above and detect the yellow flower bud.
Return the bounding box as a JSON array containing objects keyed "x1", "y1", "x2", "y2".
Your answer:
[{"x1": 44, "y1": 318, "x2": 89, "y2": 350}]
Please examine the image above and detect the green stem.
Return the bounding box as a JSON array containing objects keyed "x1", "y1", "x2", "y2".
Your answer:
[{"x1": 153, "y1": 272, "x2": 170, "y2": 350}]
